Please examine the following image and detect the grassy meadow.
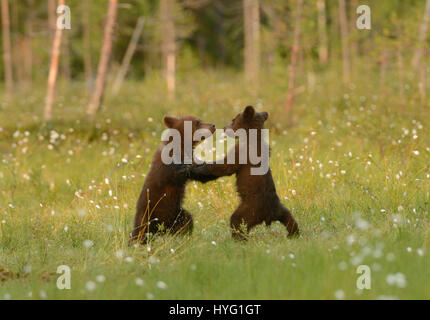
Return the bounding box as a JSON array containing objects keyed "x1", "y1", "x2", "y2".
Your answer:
[{"x1": 0, "y1": 67, "x2": 429, "y2": 299}]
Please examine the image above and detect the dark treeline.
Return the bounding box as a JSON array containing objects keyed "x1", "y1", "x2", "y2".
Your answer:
[
  {"x1": 1, "y1": 0, "x2": 430, "y2": 119},
  {"x1": 1, "y1": 1, "x2": 427, "y2": 79}
]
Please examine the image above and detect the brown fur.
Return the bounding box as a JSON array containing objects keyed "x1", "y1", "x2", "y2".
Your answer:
[
  {"x1": 189, "y1": 106, "x2": 299, "y2": 240},
  {"x1": 130, "y1": 115, "x2": 216, "y2": 244}
]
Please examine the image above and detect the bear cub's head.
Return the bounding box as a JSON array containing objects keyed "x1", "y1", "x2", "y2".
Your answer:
[
  {"x1": 163, "y1": 115, "x2": 216, "y2": 146},
  {"x1": 224, "y1": 105, "x2": 268, "y2": 133}
]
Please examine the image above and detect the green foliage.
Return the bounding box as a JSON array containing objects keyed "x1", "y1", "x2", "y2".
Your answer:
[{"x1": 1, "y1": 0, "x2": 428, "y2": 81}]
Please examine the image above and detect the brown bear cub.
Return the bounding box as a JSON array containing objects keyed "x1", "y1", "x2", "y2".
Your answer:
[
  {"x1": 130, "y1": 115, "x2": 216, "y2": 244},
  {"x1": 189, "y1": 106, "x2": 299, "y2": 240}
]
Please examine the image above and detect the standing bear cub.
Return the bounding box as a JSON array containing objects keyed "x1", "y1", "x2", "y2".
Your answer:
[
  {"x1": 130, "y1": 115, "x2": 216, "y2": 244},
  {"x1": 189, "y1": 106, "x2": 299, "y2": 240}
]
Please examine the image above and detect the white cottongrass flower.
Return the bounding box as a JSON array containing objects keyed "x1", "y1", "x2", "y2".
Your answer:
[
  {"x1": 377, "y1": 295, "x2": 398, "y2": 300},
  {"x1": 156, "y1": 281, "x2": 168, "y2": 290},
  {"x1": 346, "y1": 234, "x2": 355, "y2": 245},
  {"x1": 334, "y1": 290, "x2": 345, "y2": 300},
  {"x1": 135, "y1": 278, "x2": 144, "y2": 286},
  {"x1": 39, "y1": 290, "x2": 47, "y2": 299},
  {"x1": 148, "y1": 256, "x2": 159, "y2": 264},
  {"x1": 386, "y1": 273, "x2": 407, "y2": 288},
  {"x1": 115, "y1": 250, "x2": 124, "y2": 259},
  {"x1": 350, "y1": 255, "x2": 363, "y2": 266},
  {"x1": 83, "y1": 240, "x2": 94, "y2": 248},
  {"x1": 338, "y1": 261, "x2": 348, "y2": 271},
  {"x1": 96, "y1": 275, "x2": 106, "y2": 283},
  {"x1": 146, "y1": 293, "x2": 154, "y2": 299},
  {"x1": 386, "y1": 253, "x2": 395, "y2": 261},
  {"x1": 23, "y1": 265, "x2": 32, "y2": 274},
  {"x1": 355, "y1": 216, "x2": 369, "y2": 230},
  {"x1": 85, "y1": 281, "x2": 96, "y2": 291}
]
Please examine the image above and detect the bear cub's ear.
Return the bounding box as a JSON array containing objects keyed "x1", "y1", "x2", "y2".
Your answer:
[
  {"x1": 243, "y1": 105, "x2": 255, "y2": 120},
  {"x1": 163, "y1": 115, "x2": 178, "y2": 128},
  {"x1": 260, "y1": 112, "x2": 268, "y2": 121}
]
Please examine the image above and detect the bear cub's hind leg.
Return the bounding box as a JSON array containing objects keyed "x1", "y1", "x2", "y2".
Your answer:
[
  {"x1": 275, "y1": 206, "x2": 299, "y2": 237},
  {"x1": 230, "y1": 206, "x2": 262, "y2": 241},
  {"x1": 170, "y1": 208, "x2": 193, "y2": 236}
]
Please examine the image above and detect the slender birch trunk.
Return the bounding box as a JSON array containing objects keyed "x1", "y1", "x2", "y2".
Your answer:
[
  {"x1": 412, "y1": 0, "x2": 430, "y2": 69},
  {"x1": 243, "y1": 0, "x2": 260, "y2": 83},
  {"x1": 87, "y1": 0, "x2": 118, "y2": 119},
  {"x1": 61, "y1": 32, "x2": 71, "y2": 80},
  {"x1": 82, "y1": 0, "x2": 93, "y2": 91},
  {"x1": 338, "y1": 0, "x2": 351, "y2": 84},
  {"x1": 48, "y1": 0, "x2": 56, "y2": 42},
  {"x1": 285, "y1": 0, "x2": 304, "y2": 116},
  {"x1": 316, "y1": 0, "x2": 328, "y2": 65},
  {"x1": 113, "y1": 17, "x2": 144, "y2": 94},
  {"x1": 24, "y1": 0, "x2": 33, "y2": 88},
  {"x1": 350, "y1": 0, "x2": 358, "y2": 57},
  {"x1": 161, "y1": 0, "x2": 176, "y2": 99},
  {"x1": 379, "y1": 50, "x2": 388, "y2": 95},
  {"x1": 44, "y1": 0, "x2": 65, "y2": 121},
  {"x1": 419, "y1": 59, "x2": 426, "y2": 107},
  {"x1": 1, "y1": 0, "x2": 14, "y2": 100},
  {"x1": 397, "y1": 40, "x2": 406, "y2": 111}
]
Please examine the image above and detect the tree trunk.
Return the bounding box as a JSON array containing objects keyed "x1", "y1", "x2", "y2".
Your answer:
[
  {"x1": 243, "y1": 0, "x2": 260, "y2": 83},
  {"x1": 412, "y1": 0, "x2": 430, "y2": 69},
  {"x1": 113, "y1": 16, "x2": 144, "y2": 94},
  {"x1": 379, "y1": 50, "x2": 388, "y2": 96},
  {"x1": 316, "y1": 0, "x2": 328, "y2": 65},
  {"x1": 24, "y1": 0, "x2": 34, "y2": 89},
  {"x1": 1, "y1": 0, "x2": 14, "y2": 100},
  {"x1": 397, "y1": 40, "x2": 406, "y2": 111},
  {"x1": 419, "y1": 58, "x2": 426, "y2": 107},
  {"x1": 86, "y1": 0, "x2": 118, "y2": 119},
  {"x1": 48, "y1": 0, "x2": 56, "y2": 42},
  {"x1": 44, "y1": 0, "x2": 65, "y2": 121},
  {"x1": 338, "y1": 0, "x2": 350, "y2": 84},
  {"x1": 285, "y1": 0, "x2": 304, "y2": 116},
  {"x1": 10, "y1": 0, "x2": 21, "y2": 87},
  {"x1": 350, "y1": 0, "x2": 359, "y2": 57},
  {"x1": 214, "y1": 2, "x2": 225, "y2": 64},
  {"x1": 61, "y1": 32, "x2": 71, "y2": 80},
  {"x1": 161, "y1": 0, "x2": 176, "y2": 99},
  {"x1": 82, "y1": 0, "x2": 93, "y2": 91}
]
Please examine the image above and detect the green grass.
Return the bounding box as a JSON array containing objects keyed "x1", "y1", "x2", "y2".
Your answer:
[{"x1": 0, "y1": 68, "x2": 429, "y2": 299}]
